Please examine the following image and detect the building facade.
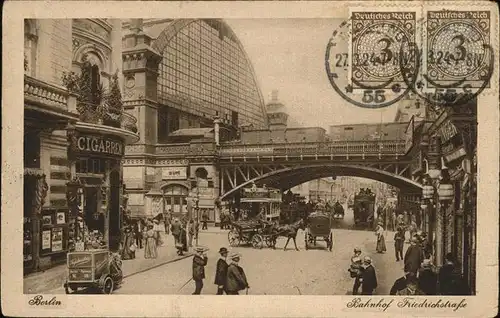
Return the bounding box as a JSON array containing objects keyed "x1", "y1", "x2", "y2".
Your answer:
[
  {"x1": 23, "y1": 19, "x2": 138, "y2": 274},
  {"x1": 122, "y1": 19, "x2": 268, "y2": 222}
]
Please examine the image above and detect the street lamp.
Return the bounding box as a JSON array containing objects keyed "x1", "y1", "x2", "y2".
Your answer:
[
  {"x1": 195, "y1": 177, "x2": 200, "y2": 246},
  {"x1": 422, "y1": 156, "x2": 453, "y2": 266}
]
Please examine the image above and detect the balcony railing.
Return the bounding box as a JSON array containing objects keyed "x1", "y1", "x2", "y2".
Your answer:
[
  {"x1": 77, "y1": 102, "x2": 138, "y2": 135},
  {"x1": 219, "y1": 140, "x2": 406, "y2": 157},
  {"x1": 24, "y1": 75, "x2": 69, "y2": 111}
]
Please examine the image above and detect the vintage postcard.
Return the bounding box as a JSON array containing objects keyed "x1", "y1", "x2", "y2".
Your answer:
[{"x1": 2, "y1": 0, "x2": 499, "y2": 317}]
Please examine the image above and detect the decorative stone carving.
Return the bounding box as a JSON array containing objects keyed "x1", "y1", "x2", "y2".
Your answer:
[{"x1": 73, "y1": 19, "x2": 111, "y2": 43}]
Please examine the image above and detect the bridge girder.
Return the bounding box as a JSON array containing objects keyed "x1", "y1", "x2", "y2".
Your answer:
[{"x1": 219, "y1": 162, "x2": 420, "y2": 200}]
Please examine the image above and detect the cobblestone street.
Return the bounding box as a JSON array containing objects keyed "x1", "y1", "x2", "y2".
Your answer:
[{"x1": 37, "y1": 209, "x2": 407, "y2": 295}]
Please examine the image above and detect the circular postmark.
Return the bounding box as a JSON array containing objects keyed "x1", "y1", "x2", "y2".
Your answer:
[
  {"x1": 325, "y1": 19, "x2": 417, "y2": 109},
  {"x1": 400, "y1": 11, "x2": 494, "y2": 109}
]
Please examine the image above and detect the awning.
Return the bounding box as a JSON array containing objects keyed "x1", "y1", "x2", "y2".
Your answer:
[
  {"x1": 241, "y1": 198, "x2": 282, "y2": 203},
  {"x1": 169, "y1": 128, "x2": 214, "y2": 137}
]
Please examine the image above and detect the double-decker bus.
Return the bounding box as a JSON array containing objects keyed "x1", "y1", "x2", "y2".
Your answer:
[{"x1": 240, "y1": 185, "x2": 281, "y2": 222}]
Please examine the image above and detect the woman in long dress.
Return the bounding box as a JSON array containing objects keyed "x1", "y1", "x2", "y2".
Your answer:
[
  {"x1": 121, "y1": 226, "x2": 136, "y2": 260},
  {"x1": 375, "y1": 222, "x2": 387, "y2": 253},
  {"x1": 144, "y1": 224, "x2": 158, "y2": 259}
]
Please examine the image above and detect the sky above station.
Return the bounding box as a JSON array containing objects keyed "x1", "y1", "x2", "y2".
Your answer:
[{"x1": 227, "y1": 18, "x2": 400, "y2": 130}]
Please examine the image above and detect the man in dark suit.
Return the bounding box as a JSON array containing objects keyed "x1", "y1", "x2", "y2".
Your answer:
[
  {"x1": 390, "y1": 272, "x2": 409, "y2": 295},
  {"x1": 360, "y1": 256, "x2": 377, "y2": 295},
  {"x1": 214, "y1": 247, "x2": 229, "y2": 295},
  {"x1": 192, "y1": 247, "x2": 208, "y2": 294},
  {"x1": 394, "y1": 226, "x2": 405, "y2": 261},
  {"x1": 404, "y1": 237, "x2": 424, "y2": 275},
  {"x1": 225, "y1": 253, "x2": 249, "y2": 295}
]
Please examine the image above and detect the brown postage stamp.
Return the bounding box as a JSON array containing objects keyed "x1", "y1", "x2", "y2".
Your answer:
[{"x1": 2, "y1": 0, "x2": 499, "y2": 317}]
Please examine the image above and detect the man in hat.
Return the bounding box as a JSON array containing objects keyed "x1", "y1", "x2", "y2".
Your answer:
[
  {"x1": 418, "y1": 259, "x2": 437, "y2": 295},
  {"x1": 171, "y1": 217, "x2": 182, "y2": 246},
  {"x1": 404, "y1": 237, "x2": 424, "y2": 275},
  {"x1": 214, "y1": 247, "x2": 229, "y2": 295},
  {"x1": 394, "y1": 226, "x2": 405, "y2": 262},
  {"x1": 360, "y1": 256, "x2": 377, "y2": 295},
  {"x1": 192, "y1": 246, "x2": 208, "y2": 294},
  {"x1": 225, "y1": 253, "x2": 249, "y2": 295}
]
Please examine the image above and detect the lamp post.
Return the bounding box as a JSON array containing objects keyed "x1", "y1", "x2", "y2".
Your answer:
[
  {"x1": 195, "y1": 177, "x2": 200, "y2": 246},
  {"x1": 422, "y1": 156, "x2": 453, "y2": 267}
]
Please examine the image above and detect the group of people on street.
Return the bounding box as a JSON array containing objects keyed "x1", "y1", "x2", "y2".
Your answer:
[
  {"x1": 389, "y1": 228, "x2": 467, "y2": 295},
  {"x1": 348, "y1": 248, "x2": 378, "y2": 295},
  {"x1": 191, "y1": 247, "x2": 249, "y2": 295}
]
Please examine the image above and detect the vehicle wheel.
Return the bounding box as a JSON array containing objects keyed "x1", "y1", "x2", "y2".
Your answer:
[
  {"x1": 228, "y1": 229, "x2": 240, "y2": 247},
  {"x1": 64, "y1": 282, "x2": 73, "y2": 294},
  {"x1": 102, "y1": 276, "x2": 114, "y2": 294},
  {"x1": 251, "y1": 234, "x2": 264, "y2": 249},
  {"x1": 265, "y1": 236, "x2": 274, "y2": 247}
]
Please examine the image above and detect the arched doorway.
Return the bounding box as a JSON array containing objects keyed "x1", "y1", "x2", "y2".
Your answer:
[{"x1": 162, "y1": 184, "x2": 189, "y2": 216}]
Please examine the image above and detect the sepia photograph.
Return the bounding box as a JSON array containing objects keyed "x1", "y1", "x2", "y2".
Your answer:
[{"x1": 2, "y1": 1, "x2": 499, "y2": 317}]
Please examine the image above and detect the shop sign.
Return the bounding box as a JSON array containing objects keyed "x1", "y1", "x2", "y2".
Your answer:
[
  {"x1": 405, "y1": 116, "x2": 414, "y2": 154},
  {"x1": 437, "y1": 120, "x2": 458, "y2": 144},
  {"x1": 162, "y1": 167, "x2": 187, "y2": 180},
  {"x1": 444, "y1": 146, "x2": 467, "y2": 163},
  {"x1": 68, "y1": 253, "x2": 92, "y2": 268},
  {"x1": 76, "y1": 135, "x2": 124, "y2": 156}
]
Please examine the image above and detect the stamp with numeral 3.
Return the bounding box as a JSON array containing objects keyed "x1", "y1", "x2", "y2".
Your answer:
[
  {"x1": 350, "y1": 11, "x2": 417, "y2": 90},
  {"x1": 425, "y1": 11, "x2": 491, "y2": 88}
]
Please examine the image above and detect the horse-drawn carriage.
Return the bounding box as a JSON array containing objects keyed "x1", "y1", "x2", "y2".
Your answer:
[
  {"x1": 228, "y1": 219, "x2": 276, "y2": 249},
  {"x1": 304, "y1": 212, "x2": 333, "y2": 251}
]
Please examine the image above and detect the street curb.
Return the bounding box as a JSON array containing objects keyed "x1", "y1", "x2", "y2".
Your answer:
[{"x1": 123, "y1": 252, "x2": 193, "y2": 279}]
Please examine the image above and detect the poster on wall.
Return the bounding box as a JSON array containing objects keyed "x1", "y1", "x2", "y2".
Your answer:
[
  {"x1": 42, "y1": 230, "x2": 51, "y2": 250},
  {"x1": 51, "y1": 227, "x2": 63, "y2": 252},
  {"x1": 56, "y1": 212, "x2": 66, "y2": 224}
]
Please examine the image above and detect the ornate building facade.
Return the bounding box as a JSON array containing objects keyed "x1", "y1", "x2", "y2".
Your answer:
[
  {"x1": 23, "y1": 19, "x2": 138, "y2": 274},
  {"x1": 121, "y1": 19, "x2": 268, "y2": 222}
]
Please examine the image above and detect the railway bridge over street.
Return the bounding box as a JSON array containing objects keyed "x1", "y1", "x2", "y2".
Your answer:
[{"x1": 216, "y1": 139, "x2": 422, "y2": 204}]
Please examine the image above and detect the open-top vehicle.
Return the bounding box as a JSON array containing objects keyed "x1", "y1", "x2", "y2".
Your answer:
[
  {"x1": 304, "y1": 211, "x2": 333, "y2": 251},
  {"x1": 228, "y1": 218, "x2": 276, "y2": 249}
]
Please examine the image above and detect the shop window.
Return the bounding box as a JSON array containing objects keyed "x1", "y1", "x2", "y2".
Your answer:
[
  {"x1": 24, "y1": 131, "x2": 41, "y2": 168},
  {"x1": 76, "y1": 158, "x2": 106, "y2": 175}
]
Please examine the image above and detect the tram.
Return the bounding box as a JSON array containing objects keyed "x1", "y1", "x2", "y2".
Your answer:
[{"x1": 239, "y1": 185, "x2": 281, "y2": 222}]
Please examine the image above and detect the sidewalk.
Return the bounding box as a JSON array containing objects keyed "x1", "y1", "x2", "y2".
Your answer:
[{"x1": 23, "y1": 234, "x2": 192, "y2": 294}]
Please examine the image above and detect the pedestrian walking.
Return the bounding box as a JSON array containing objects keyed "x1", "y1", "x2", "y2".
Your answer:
[
  {"x1": 404, "y1": 237, "x2": 424, "y2": 275},
  {"x1": 396, "y1": 272, "x2": 425, "y2": 295},
  {"x1": 192, "y1": 246, "x2": 208, "y2": 294},
  {"x1": 348, "y1": 248, "x2": 363, "y2": 295},
  {"x1": 120, "y1": 226, "x2": 136, "y2": 260},
  {"x1": 360, "y1": 256, "x2": 377, "y2": 295},
  {"x1": 418, "y1": 259, "x2": 438, "y2": 295},
  {"x1": 134, "y1": 219, "x2": 144, "y2": 249},
  {"x1": 438, "y1": 253, "x2": 466, "y2": 295},
  {"x1": 165, "y1": 210, "x2": 172, "y2": 235},
  {"x1": 214, "y1": 247, "x2": 229, "y2": 295},
  {"x1": 375, "y1": 222, "x2": 386, "y2": 253},
  {"x1": 226, "y1": 253, "x2": 249, "y2": 295},
  {"x1": 144, "y1": 224, "x2": 158, "y2": 259},
  {"x1": 202, "y1": 211, "x2": 209, "y2": 230},
  {"x1": 188, "y1": 219, "x2": 195, "y2": 247},
  {"x1": 394, "y1": 226, "x2": 405, "y2": 261},
  {"x1": 171, "y1": 217, "x2": 181, "y2": 248}
]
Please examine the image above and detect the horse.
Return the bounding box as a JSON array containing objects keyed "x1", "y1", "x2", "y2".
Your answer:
[{"x1": 272, "y1": 219, "x2": 306, "y2": 251}]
